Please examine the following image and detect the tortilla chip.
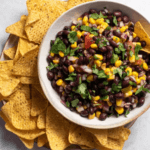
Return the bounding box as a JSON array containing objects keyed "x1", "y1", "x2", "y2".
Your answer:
[
  {"x1": 18, "y1": 38, "x2": 39, "y2": 56},
  {"x1": 20, "y1": 76, "x2": 39, "y2": 84},
  {"x1": 31, "y1": 87, "x2": 48, "y2": 116},
  {"x1": 6, "y1": 15, "x2": 27, "y2": 39},
  {"x1": 1, "y1": 91, "x2": 37, "y2": 130},
  {"x1": 69, "y1": 124, "x2": 95, "y2": 148},
  {"x1": 108, "y1": 126, "x2": 131, "y2": 141},
  {"x1": 134, "y1": 21, "x2": 150, "y2": 53},
  {"x1": 5, "y1": 122, "x2": 45, "y2": 140},
  {"x1": 80, "y1": 145, "x2": 92, "y2": 149},
  {"x1": 0, "y1": 60, "x2": 20, "y2": 97},
  {"x1": 67, "y1": 0, "x2": 94, "y2": 9},
  {"x1": 95, "y1": 143, "x2": 113, "y2": 150},
  {"x1": 46, "y1": 105, "x2": 70, "y2": 150},
  {"x1": 33, "y1": 84, "x2": 46, "y2": 99},
  {"x1": 4, "y1": 45, "x2": 17, "y2": 60},
  {"x1": 12, "y1": 47, "x2": 39, "y2": 77},
  {"x1": 37, "y1": 134, "x2": 48, "y2": 147},
  {"x1": 85, "y1": 128, "x2": 108, "y2": 146},
  {"x1": 25, "y1": 10, "x2": 40, "y2": 26},
  {"x1": 37, "y1": 110, "x2": 46, "y2": 129},
  {"x1": 13, "y1": 40, "x2": 22, "y2": 63},
  {"x1": 0, "y1": 111, "x2": 9, "y2": 123},
  {"x1": 19, "y1": 137, "x2": 34, "y2": 149}
]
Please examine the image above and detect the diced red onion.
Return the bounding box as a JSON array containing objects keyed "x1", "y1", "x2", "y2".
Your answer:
[
  {"x1": 137, "y1": 85, "x2": 142, "y2": 89},
  {"x1": 61, "y1": 100, "x2": 66, "y2": 107},
  {"x1": 78, "y1": 43, "x2": 85, "y2": 48},
  {"x1": 124, "y1": 76, "x2": 129, "y2": 81},
  {"x1": 120, "y1": 101, "x2": 125, "y2": 107},
  {"x1": 132, "y1": 103, "x2": 137, "y2": 109},
  {"x1": 139, "y1": 71, "x2": 145, "y2": 77},
  {"x1": 108, "y1": 88, "x2": 112, "y2": 92},
  {"x1": 119, "y1": 21, "x2": 124, "y2": 27},
  {"x1": 141, "y1": 80, "x2": 146, "y2": 86},
  {"x1": 81, "y1": 65, "x2": 93, "y2": 74},
  {"x1": 89, "y1": 23, "x2": 93, "y2": 28},
  {"x1": 138, "y1": 55, "x2": 143, "y2": 58},
  {"x1": 84, "y1": 32, "x2": 88, "y2": 36},
  {"x1": 129, "y1": 35, "x2": 133, "y2": 42},
  {"x1": 69, "y1": 56, "x2": 78, "y2": 62},
  {"x1": 104, "y1": 8, "x2": 109, "y2": 13},
  {"x1": 82, "y1": 74, "x2": 87, "y2": 81},
  {"x1": 92, "y1": 24, "x2": 97, "y2": 28},
  {"x1": 76, "y1": 106, "x2": 84, "y2": 113},
  {"x1": 121, "y1": 33, "x2": 128, "y2": 40},
  {"x1": 129, "y1": 76, "x2": 136, "y2": 82},
  {"x1": 132, "y1": 97, "x2": 135, "y2": 103},
  {"x1": 124, "y1": 102, "x2": 131, "y2": 108}
]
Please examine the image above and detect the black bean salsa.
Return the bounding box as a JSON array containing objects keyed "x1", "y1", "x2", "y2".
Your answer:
[{"x1": 47, "y1": 8, "x2": 150, "y2": 121}]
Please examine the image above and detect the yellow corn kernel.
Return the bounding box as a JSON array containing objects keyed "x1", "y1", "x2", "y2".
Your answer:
[
  {"x1": 103, "y1": 96, "x2": 109, "y2": 101},
  {"x1": 83, "y1": 105, "x2": 87, "y2": 109},
  {"x1": 139, "y1": 75, "x2": 146, "y2": 81},
  {"x1": 129, "y1": 55, "x2": 135, "y2": 63},
  {"x1": 116, "y1": 99, "x2": 123, "y2": 106},
  {"x1": 91, "y1": 44, "x2": 98, "y2": 49},
  {"x1": 101, "y1": 22, "x2": 109, "y2": 29},
  {"x1": 71, "y1": 25, "x2": 76, "y2": 31},
  {"x1": 71, "y1": 42, "x2": 77, "y2": 48},
  {"x1": 132, "y1": 88, "x2": 137, "y2": 93},
  {"x1": 97, "y1": 25, "x2": 101, "y2": 29},
  {"x1": 124, "y1": 91, "x2": 133, "y2": 98},
  {"x1": 85, "y1": 22, "x2": 89, "y2": 26},
  {"x1": 122, "y1": 85, "x2": 132, "y2": 93},
  {"x1": 120, "y1": 26, "x2": 128, "y2": 33},
  {"x1": 125, "y1": 67, "x2": 132, "y2": 76},
  {"x1": 104, "y1": 68, "x2": 111, "y2": 75},
  {"x1": 89, "y1": 18, "x2": 96, "y2": 24},
  {"x1": 101, "y1": 63, "x2": 106, "y2": 70},
  {"x1": 115, "y1": 60, "x2": 122, "y2": 67},
  {"x1": 77, "y1": 31, "x2": 82, "y2": 39},
  {"x1": 77, "y1": 17, "x2": 82, "y2": 21},
  {"x1": 96, "y1": 111, "x2": 101, "y2": 118},
  {"x1": 107, "y1": 101, "x2": 112, "y2": 107},
  {"x1": 87, "y1": 75, "x2": 94, "y2": 82},
  {"x1": 56, "y1": 79, "x2": 63, "y2": 86},
  {"x1": 96, "y1": 18, "x2": 104, "y2": 25},
  {"x1": 143, "y1": 62, "x2": 148, "y2": 71},
  {"x1": 62, "y1": 82, "x2": 66, "y2": 88},
  {"x1": 50, "y1": 52, "x2": 55, "y2": 57},
  {"x1": 99, "y1": 28, "x2": 105, "y2": 34},
  {"x1": 92, "y1": 96, "x2": 100, "y2": 101},
  {"x1": 132, "y1": 71, "x2": 138, "y2": 77},
  {"x1": 89, "y1": 34, "x2": 95, "y2": 38},
  {"x1": 107, "y1": 73, "x2": 115, "y2": 81},
  {"x1": 59, "y1": 51, "x2": 64, "y2": 57},
  {"x1": 94, "y1": 54, "x2": 103, "y2": 61},
  {"x1": 136, "y1": 42, "x2": 141, "y2": 46},
  {"x1": 133, "y1": 32, "x2": 137, "y2": 38},
  {"x1": 88, "y1": 113, "x2": 95, "y2": 119},
  {"x1": 94, "y1": 60, "x2": 102, "y2": 67},
  {"x1": 81, "y1": 31, "x2": 85, "y2": 36},
  {"x1": 110, "y1": 67, "x2": 117, "y2": 73},
  {"x1": 83, "y1": 16, "x2": 88, "y2": 25},
  {"x1": 53, "y1": 59, "x2": 59, "y2": 64},
  {"x1": 135, "y1": 77, "x2": 141, "y2": 84},
  {"x1": 68, "y1": 65, "x2": 74, "y2": 73},
  {"x1": 62, "y1": 91, "x2": 65, "y2": 95},
  {"x1": 115, "y1": 107, "x2": 124, "y2": 115},
  {"x1": 113, "y1": 36, "x2": 120, "y2": 43}
]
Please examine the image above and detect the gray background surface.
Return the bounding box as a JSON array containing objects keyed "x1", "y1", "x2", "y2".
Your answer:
[{"x1": 0, "y1": 0, "x2": 150, "y2": 150}]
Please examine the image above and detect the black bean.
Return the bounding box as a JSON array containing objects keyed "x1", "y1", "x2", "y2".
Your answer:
[
  {"x1": 70, "y1": 82, "x2": 76, "y2": 87},
  {"x1": 63, "y1": 38, "x2": 69, "y2": 45},
  {"x1": 106, "y1": 61, "x2": 110, "y2": 67},
  {"x1": 70, "y1": 107, "x2": 76, "y2": 112},
  {"x1": 77, "y1": 38, "x2": 84, "y2": 44},
  {"x1": 109, "y1": 40, "x2": 118, "y2": 47},
  {"x1": 89, "y1": 48, "x2": 96, "y2": 55},
  {"x1": 47, "y1": 55, "x2": 53, "y2": 62},
  {"x1": 51, "y1": 80, "x2": 57, "y2": 88},
  {"x1": 106, "y1": 37, "x2": 112, "y2": 41},
  {"x1": 117, "y1": 17, "x2": 122, "y2": 22},
  {"x1": 138, "y1": 97, "x2": 145, "y2": 107},
  {"x1": 109, "y1": 94, "x2": 115, "y2": 104},
  {"x1": 89, "y1": 9, "x2": 97, "y2": 14},
  {"x1": 122, "y1": 80, "x2": 129, "y2": 88},
  {"x1": 63, "y1": 30, "x2": 70, "y2": 36},
  {"x1": 145, "y1": 84, "x2": 150, "y2": 89},
  {"x1": 93, "y1": 75, "x2": 98, "y2": 81},
  {"x1": 65, "y1": 85, "x2": 72, "y2": 93},
  {"x1": 57, "y1": 31, "x2": 64, "y2": 37},
  {"x1": 107, "y1": 15, "x2": 113, "y2": 25},
  {"x1": 100, "y1": 46, "x2": 107, "y2": 53},
  {"x1": 113, "y1": 30, "x2": 121, "y2": 37},
  {"x1": 47, "y1": 71, "x2": 54, "y2": 81},
  {"x1": 115, "y1": 92, "x2": 124, "y2": 99},
  {"x1": 141, "y1": 41, "x2": 146, "y2": 47},
  {"x1": 78, "y1": 56, "x2": 84, "y2": 65},
  {"x1": 84, "y1": 57, "x2": 89, "y2": 65},
  {"x1": 106, "y1": 45, "x2": 113, "y2": 51},
  {"x1": 60, "y1": 56, "x2": 67, "y2": 66},
  {"x1": 99, "y1": 113, "x2": 107, "y2": 121},
  {"x1": 136, "y1": 66, "x2": 143, "y2": 72},
  {"x1": 78, "y1": 101, "x2": 82, "y2": 106},
  {"x1": 58, "y1": 36, "x2": 63, "y2": 40},
  {"x1": 133, "y1": 37, "x2": 140, "y2": 42},
  {"x1": 128, "y1": 26, "x2": 134, "y2": 32},
  {"x1": 80, "y1": 110, "x2": 89, "y2": 117},
  {"x1": 64, "y1": 26, "x2": 70, "y2": 30},
  {"x1": 76, "y1": 48, "x2": 83, "y2": 54},
  {"x1": 63, "y1": 65, "x2": 68, "y2": 74},
  {"x1": 122, "y1": 16, "x2": 129, "y2": 23},
  {"x1": 147, "y1": 75, "x2": 150, "y2": 81},
  {"x1": 89, "y1": 107, "x2": 94, "y2": 114},
  {"x1": 103, "y1": 55, "x2": 106, "y2": 62},
  {"x1": 58, "y1": 86, "x2": 64, "y2": 93},
  {"x1": 113, "y1": 11, "x2": 122, "y2": 17},
  {"x1": 82, "y1": 12, "x2": 89, "y2": 17},
  {"x1": 93, "y1": 36, "x2": 98, "y2": 41},
  {"x1": 123, "y1": 42, "x2": 128, "y2": 50},
  {"x1": 103, "y1": 30, "x2": 110, "y2": 36},
  {"x1": 114, "y1": 76, "x2": 119, "y2": 85},
  {"x1": 98, "y1": 82, "x2": 104, "y2": 88},
  {"x1": 106, "y1": 51, "x2": 113, "y2": 59},
  {"x1": 54, "y1": 74, "x2": 58, "y2": 80},
  {"x1": 61, "y1": 96, "x2": 65, "y2": 101},
  {"x1": 103, "y1": 104, "x2": 109, "y2": 112},
  {"x1": 65, "y1": 59, "x2": 71, "y2": 66}
]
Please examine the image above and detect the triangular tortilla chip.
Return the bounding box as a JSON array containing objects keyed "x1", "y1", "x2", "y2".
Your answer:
[
  {"x1": 4, "y1": 45, "x2": 17, "y2": 60},
  {"x1": 37, "y1": 134, "x2": 48, "y2": 147},
  {"x1": 19, "y1": 138, "x2": 34, "y2": 149},
  {"x1": 20, "y1": 76, "x2": 39, "y2": 84},
  {"x1": 37, "y1": 110, "x2": 46, "y2": 129}
]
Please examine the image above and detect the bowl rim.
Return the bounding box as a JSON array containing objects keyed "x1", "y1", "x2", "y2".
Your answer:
[{"x1": 38, "y1": 0, "x2": 150, "y2": 129}]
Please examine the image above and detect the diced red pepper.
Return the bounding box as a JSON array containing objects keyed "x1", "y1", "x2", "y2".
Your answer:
[
  {"x1": 85, "y1": 34, "x2": 95, "y2": 49},
  {"x1": 135, "y1": 58, "x2": 143, "y2": 65},
  {"x1": 127, "y1": 41, "x2": 135, "y2": 53}
]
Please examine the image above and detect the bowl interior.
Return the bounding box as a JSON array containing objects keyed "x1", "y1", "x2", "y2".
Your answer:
[{"x1": 38, "y1": 1, "x2": 150, "y2": 129}]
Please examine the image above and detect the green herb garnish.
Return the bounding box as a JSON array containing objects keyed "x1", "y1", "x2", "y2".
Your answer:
[
  {"x1": 100, "y1": 95, "x2": 109, "y2": 100},
  {"x1": 129, "y1": 81, "x2": 137, "y2": 86},
  {"x1": 103, "y1": 81, "x2": 109, "y2": 85},
  {"x1": 65, "y1": 73, "x2": 77, "y2": 82},
  {"x1": 113, "y1": 68, "x2": 122, "y2": 78},
  {"x1": 135, "y1": 44, "x2": 142, "y2": 60},
  {"x1": 125, "y1": 109, "x2": 130, "y2": 117},
  {"x1": 129, "y1": 50, "x2": 133, "y2": 57},
  {"x1": 113, "y1": 16, "x2": 118, "y2": 26},
  {"x1": 70, "y1": 47, "x2": 80, "y2": 56},
  {"x1": 47, "y1": 63, "x2": 58, "y2": 71},
  {"x1": 68, "y1": 31, "x2": 78, "y2": 44},
  {"x1": 135, "y1": 85, "x2": 150, "y2": 95},
  {"x1": 71, "y1": 99, "x2": 79, "y2": 107},
  {"x1": 110, "y1": 53, "x2": 119, "y2": 64},
  {"x1": 66, "y1": 101, "x2": 70, "y2": 107}
]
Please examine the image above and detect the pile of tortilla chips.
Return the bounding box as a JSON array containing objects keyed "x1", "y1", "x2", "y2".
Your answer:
[{"x1": 1, "y1": 0, "x2": 150, "y2": 149}]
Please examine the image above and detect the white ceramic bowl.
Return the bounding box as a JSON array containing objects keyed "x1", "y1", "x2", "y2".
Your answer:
[{"x1": 38, "y1": 1, "x2": 150, "y2": 129}]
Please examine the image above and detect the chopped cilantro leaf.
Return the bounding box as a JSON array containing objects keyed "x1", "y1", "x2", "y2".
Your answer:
[
  {"x1": 94, "y1": 55, "x2": 99, "y2": 60},
  {"x1": 100, "y1": 89, "x2": 108, "y2": 95},
  {"x1": 65, "y1": 73, "x2": 77, "y2": 82},
  {"x1": 105, "y1": 19, "x2": 110, "y2": 24},
  {"x1": 129, "y1": 81, "x2": 137, "y2": 86},
  {"x1": 64, "y1": 46, "x2": 70, "y2": 56},
  {"x1": 113, "y1": 16, "x2": 118, "y2": 26},
  {"x1": 110, "y1": 53, "x2": 119, "y2": 64},
  {"x1": 92, "y1": 90, "x2": 96, "y2": 93},
  {"x1": 71, "y1": 99, "x2": 79, "y2": 107},
  {"x1": 125, "y1": 109, "x2": 130, "y2": 117},
  {"x1": 77, "y1": 53, "x2": 83, "y2": 57},
  {"x1": 115, "y1": 48, "x2": 121, "y2": 54},
  {"x1": 127, "y1": 70, "x2": 130, "y2": 76},
  {"x1": 117, "y1": 114, "x2": 119, "y2": 117},
  {"x1": 68, "y1": 31, "x2": 78, "y2": 44},
  {"x1": 100, "y1": 95, "x2": 109, "y2": 100},
  {"x1": 135, "y1": 85, "x2": 150, "y2": 95},
  {"x1": 92, "y1": 67, "x2": 108, "y2": 78},
  {"x1": 105, "y1": 26, "x2": 111, "y2": 30},
  {"x1": 118, "y1": 43, "x2": 126, "y2": 60},
  {"x1": 91, "y1": 31, "x2": 98, "y2": 36},
  {"x1": 103, "y1": 81, "x2": 109, "y2": 85},
  {"x1": 70, "y1": 47, "x2": 79, "y2": 56},
  {"x1": 80, "y1": 25, "x2": 92, "y2": 32},
  {"x1": 113, "y1": 68, "x2": 122, "y2": 78},
  {"x1": 96, "y1": 38, "x2": 101, "y2": 44},
  {"x1": 92, "y1": 27, "x2": 99, "y2": 31},
  {"x1": 129, "y1": 50, "x2": 133, "y2": 57},
  {"x1": 47, "y1": 63, "x2": 58, "y2": 71},
  {"x1": 111, "y1": 83, "x2": 122, "y2": 93},
  {"x1": 90, "y1": 13, "x2": 100, "y2": 19},
  {"x1": 99, "y1": 12, "x2": 107, "y2": 19},
  {"x1": 79, "y1": 77, "x2": 82, "y2": 84},
  {"x1": 135, "y1": 44, "x2": 142, "y2": 60},
  {"x1": 66, "y1": 101, "x2": 70, "y2": 107},
  {"x1": 121, "y1": 72, "x2": 127, "y2": 79}
]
